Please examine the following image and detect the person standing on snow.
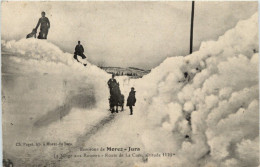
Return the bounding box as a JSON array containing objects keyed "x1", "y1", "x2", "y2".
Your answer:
[
  {"x1": 74, "y1": 41, "x2": 86, "y2": 62},
  {"x1": 35, "y1": 11, "x2": 50, "y2": 39},
  {"x1": 127, "y1": 87, "x2": 136, "y2": 115}
]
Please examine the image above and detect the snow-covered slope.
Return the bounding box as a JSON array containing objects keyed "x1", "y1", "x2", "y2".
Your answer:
[
  {"x1": 2, "y1": 38, "x2": 112, "y2": 165},
  {"x1": 132, "y1": 12, "x2": 259, "y2": 167}
]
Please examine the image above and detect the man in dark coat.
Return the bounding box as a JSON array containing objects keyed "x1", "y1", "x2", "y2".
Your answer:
[
  {"x1": 127, "y1": 87, "x2": 136, "y2": 115},
  {"x1": 35, "y1": 11, "x2": 50, "y2": 39},
  {"x1": 74, "y1": 41, "x2": 86, "y2": 62},
  {"x1": 107, "y1": 74, "x2": 117, "y2": 95}
]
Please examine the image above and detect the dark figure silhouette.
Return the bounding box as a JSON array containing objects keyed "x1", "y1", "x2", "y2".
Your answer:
[
  {"x1": 74, "y1": 41, "x2": 86, "y2": 62},
  {"x1": 107, "y1": 74, "x2": 117, "y2": 95},
  {"x1": 109, "y1": 82, "x2": 121, "y2": 113},
  {"x1": 26, "y1": 28, "x2": 37, "y2": 38},
  {"x1": 118, "y1": 94, "x2": 124, "y2": 111},
  {"x1": 35, "y1": 11, "x2": 50, "y2": 39},
  {"x1": 107, "y1": 74, "x2": 124, "y2": 113},
  {"x1": 127, "y1": 87, "x2": 136, "y2": 115}
]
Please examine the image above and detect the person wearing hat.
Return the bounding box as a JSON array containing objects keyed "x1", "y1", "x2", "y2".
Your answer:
[
  {"x1": 74, "y1": 41, "x2": 86, "y2": 62},
  {"x1": 127, "y1": 87, "x2": 136, "y2": 115},
  {"x1": 35, "y1": 11, "x2": 50, "y2": 39}
]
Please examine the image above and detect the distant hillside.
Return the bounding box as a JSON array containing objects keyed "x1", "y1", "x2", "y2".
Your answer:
[
  {"x1": 99, "y1": 66, "x2": 150, "y2": 78},
  {"x1": 128, "y1": 67, "x2": 149, "y2": 72}
]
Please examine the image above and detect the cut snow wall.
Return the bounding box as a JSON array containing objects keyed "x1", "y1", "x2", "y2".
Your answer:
[{"x1": 134, "y1": 12, "x2": 258, "y2": 167}]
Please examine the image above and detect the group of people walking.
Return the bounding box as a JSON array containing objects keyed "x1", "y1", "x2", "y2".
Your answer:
[{"x1": 107, "y1": 74, "x2": 136, "y2": 115}]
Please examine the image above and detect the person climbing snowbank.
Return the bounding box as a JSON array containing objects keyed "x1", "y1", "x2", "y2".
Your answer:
[
  {"x1": 74, "y1": 41, "x2": 86, "y2": 60},
  {"x1": 74, "y1": 41, "x2": 87, "y2": 66}
]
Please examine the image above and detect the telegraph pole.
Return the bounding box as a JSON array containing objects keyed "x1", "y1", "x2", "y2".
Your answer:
[{"x1": 190, "y1": 1, "x2": 195, "y2": 54}]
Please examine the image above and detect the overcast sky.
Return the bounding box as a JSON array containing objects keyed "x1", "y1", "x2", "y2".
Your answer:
[{"x1": 1, "y1": 1, "x2": 257, "y2": 69}]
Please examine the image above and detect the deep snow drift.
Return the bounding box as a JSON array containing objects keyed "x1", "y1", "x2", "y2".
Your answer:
[
  {"x1": 1, "y1": 12, "x2": 259, "y2": 167},
  {"x1": 2, "y1": 38, "x2": 112, "y2": 165},
  {"x1": 132, "y1": 12, "x2": 259, "y2": 167}
]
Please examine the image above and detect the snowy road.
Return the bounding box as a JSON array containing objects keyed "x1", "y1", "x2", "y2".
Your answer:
[{"x1": 62, "y1": 111, "x2": 148, "y2": 167}]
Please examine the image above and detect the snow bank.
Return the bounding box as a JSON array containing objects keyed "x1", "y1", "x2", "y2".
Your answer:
[
  {"x1": 2, "y1": 38, "x2": 110, "y2": 103},
  {"x1": 2, "y1": 38, "x2": 112, "y2": 164},
  {"x1": 133, "y1": 12, "x2": 259, "y2": 167}
]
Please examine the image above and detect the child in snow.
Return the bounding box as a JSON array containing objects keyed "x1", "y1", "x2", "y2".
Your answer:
[{"x1": 127, "y1": 87, "x2": 136, "y2": 115}]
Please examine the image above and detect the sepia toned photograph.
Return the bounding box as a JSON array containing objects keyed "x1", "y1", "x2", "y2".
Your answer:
[{"x1": 1, "y1": 1, "x2": 259, "y2": 167}]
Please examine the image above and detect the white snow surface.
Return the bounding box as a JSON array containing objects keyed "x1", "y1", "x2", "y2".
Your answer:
[
  {"x1": 1, "y1": 12, "x2": 259, "y2": 167},
  {"x1": 132, "y1": 12, "x2": 259, "y2": 167}
]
